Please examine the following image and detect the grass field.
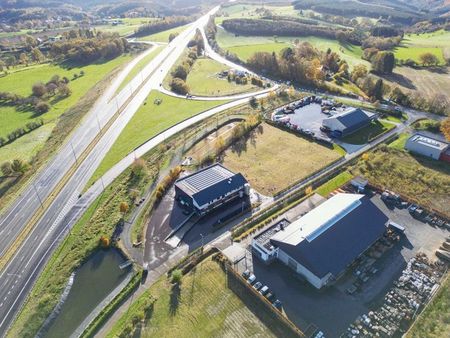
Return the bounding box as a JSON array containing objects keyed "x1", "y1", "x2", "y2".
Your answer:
[
  {"x1": 382, "y1": 66, "x2": 450, "y2": 102},
  {"x1": 222, "y1": 123, "x2": 342, "y2": 195},
  {"x1": 315, "y1": 171, "x2": 353, "y2": 197},
  {"x1": 394, "y1": 30, "x2": 450, "y2": 65},
  {"x1": 139, "y1": 24, "x2": 191, "y2": 43},
  {"x1": 89, "y1": 91, "x2": 227, "y2": 185},
  {"x1": 116, "y1": 45, "x2": 164, "y2": 94},
  {"x1": 186, "y1": 57, "x2": 258, "y2": 96},
  {"x1": 107, "y1": 258, "x2": 275, "y2": 338},
  {"x1": 0, "y1": 55, "x2": 133, "y2": 163},
  {"x1": 216, "y1": 27, "x2": 366, "y2": 68},
  {"x1": 353, "y1": 147, "x2": 450, "y2": 214},
  {"x1": 388, "y1": 132, "x2": 409, "y2": 150},
  {"x1": 95, "y1": 17, "x2": 156, "y2": 36},
  {"x1": 341, "y1": 120, "x2": 395, "y2": 145},
  {"x1": 406, "y1": 274, "x2": 450, "y2": 338}
]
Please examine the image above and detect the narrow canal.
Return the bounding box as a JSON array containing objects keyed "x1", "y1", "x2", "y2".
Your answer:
[{"x1": 41, "y1": 248, "x2": 132, "y2": 338}]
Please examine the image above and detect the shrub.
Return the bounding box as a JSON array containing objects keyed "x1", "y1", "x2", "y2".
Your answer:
[
  {"x1": 35, "y1": 101, "x2": 50, "y2": 113},
  {"x1": 171, "y1": 269, "x2": 182, "y2": 284},
  {"x1": 170, "y1": 78, "x2": 189, "y2": 95}
]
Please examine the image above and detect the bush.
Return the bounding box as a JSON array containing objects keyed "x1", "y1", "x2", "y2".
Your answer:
[
  {"x1": 170, "y1": 78, "x2": 189, "y2": 95},
  {"x1": 35, "y1": 101, "x2": 50, "y2": 113},
  {"x1": 171, "y1": 269, "x2": 182, "y2": 284}
]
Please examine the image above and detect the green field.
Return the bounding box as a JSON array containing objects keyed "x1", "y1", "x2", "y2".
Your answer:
[
  {"x1": 315, "y1": 171, "x2": 353, "y2": 197},
  {"x1": 95, "y1": 17, "x2": 156, "y2": 36},
  {"x1": 186, "y1": 57, "x2": 258, "y2": 96},
  {"x1": 394, "y1": 30, "x2": 450, "y2": 65},
  {"x1": 116, "y1": 45, "x2": 164, "y2": 94},
  {"x1": 107, "y1": 258, "x2": 275, "y2": 338},
  {"x1": 216, "y1": 27, "x2": 366, "y2": 67},
  {"x1": 89, "y1": 91, "x2": 227, "y2": 185},
  {"x1": 341, "y1": 120, "x2": 395, "y2": 145},
  {"x1": 222, "y1": 123, "x2": 342, "y2": 196},
  {"x1": 138, "y1": 24, "x2": 191, "y2": 43},
  {"x1": 0, "y1": 55, "x2": 133, "y2": 163}
]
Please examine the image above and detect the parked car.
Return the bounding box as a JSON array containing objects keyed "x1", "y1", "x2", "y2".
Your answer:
[
  {"x1": 259, "y1": 285, "x2": 269, "y2": 296},
  {"x1": 265, "y1": 292, "x2": 276, "y2": 303},
  {"x1": 272, "y1": 300, "x2": 282, "y2": 310},
  {"x1": 253, "y1": 282, "x2": 263, "y2": 290},
  {"x1": 242, "y1": 270, "x2": 251, "y2": 279},
  {"x1": 247, "y1": 274, "x2": 256, "y2": 285}
]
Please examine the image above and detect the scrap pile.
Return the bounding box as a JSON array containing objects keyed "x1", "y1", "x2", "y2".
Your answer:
[{"x1": 344, "y1": 253, "x2": 447, "y2": 338}]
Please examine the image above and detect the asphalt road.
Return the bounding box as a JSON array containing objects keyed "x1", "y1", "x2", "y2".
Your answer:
[{"x1": 0, "y1": 7, "x2": 221, "y2": 336}]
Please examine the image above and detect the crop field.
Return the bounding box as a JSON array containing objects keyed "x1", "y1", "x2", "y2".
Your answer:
[
  {"x1": 107, "y1": 258, "x2": 275, "y2": 338},
  {"x1": 186, "y1": 58, "x2": 258, "y2": 96},
  {"x1": 216, "y1": 27, "x2": 366, "y2": 67},
  {"x1": 353, "y1": 147, "x2": 450, "y2": 214},
  {"x1": 138, "y1": 24, "x2": 191, "y2": 43},
  {"x1": 0, "y1": 55, "x2": 133, "y2": 162},
  {"x1": 89, "y1": 91, "x2": 227, "y2": 184},
  {"x1": 222, "y1": 123, "x2": 342, "y2": 196}
]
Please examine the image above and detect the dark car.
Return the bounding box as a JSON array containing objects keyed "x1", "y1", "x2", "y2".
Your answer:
[
  {"x1": 242, "y1": 270, "x2": 251, "y2": 279},
  {"x1": 272, "y1": 300, "x2": 282, "y2": 310},
  {"x1": 253, "y1": 281, "x2": 263, "y2": 291},
  {"x1": 265, "y1": 292, "x2": 276, "y2": 303}
]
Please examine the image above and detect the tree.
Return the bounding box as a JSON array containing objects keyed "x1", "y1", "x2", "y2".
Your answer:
[
  {"x1": 58, "y1": 83, "x2": 72, "y2": 97},
  {"x1": 214, "y1": 136, "x2": 225, "y2": 154},
  {"x1": 170, "y1": 78, "x2": 189, "y2": 95},
  {"x1": 171, "y1": 269, "x2": 182, "y2": 284},
  {"x1": 371, "y1": 51, "x2": 395, "y2": 74},
  {"x1": 131, "y1": 158, "x2": 147, "y2": 177},
  {"x1": 31, "y1": 48, "x2": 45, "y2": 63},
  {"x1": 11, "y1": 159, "x2": 26, "y2": 174},
  {"x1": 32, "y1": 82, "x2": 47, "y2": 97},
  {"x1": 418, "y1": 52, "x2": 439, "y2": 67},
  {"x1": 19, "y1": 53, "x2": 29, "y2": 65},
  {"x1": 249, "y1": 96, "x2": 258, "y2": 108},
  {"x1": 1, "y1": 162, "x2": 13, "y2": 176},
  {"x1": 440, "y1": 117, "x2": 450, "y2": 141},
  {"x1": 168, "y1": 33, "x2": 178, "y2": 42},
  {"x1": 351, "y1": 64, "x2": 368, "y2": 82},
  {"x1": 35, "y1": 101, "x2": 50, "y2": 113},
  {"x1": 172, "y1": 65, "x2": 188, "y2": 80},
  {"x1": 305, "y1": 186, "x2": 313, "y2": 195},
  {"x1": 119, "y1": 201, "x2": 129, "y2": 215}
]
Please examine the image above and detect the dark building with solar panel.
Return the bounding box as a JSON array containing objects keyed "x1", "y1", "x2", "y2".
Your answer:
[{"x1": 174, "y1": 163, "x2": 250, "y2": 215}]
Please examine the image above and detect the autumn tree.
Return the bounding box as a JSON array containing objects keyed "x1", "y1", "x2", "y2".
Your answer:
[
  {"x1": 371, "y1": 51, "x2": 395, "y2": 74},
  {"x1": 440, "y1": 117, "x2": 450, "y2": 141},
  {"x1": 351, "y1": 64, "x2": 368, "y2": 82},
  {"x1": 418, "y1": 52, "x2": 439, "y2": 67},
  {"x1": 119, "y1": 202, "x2": 129, "y2": 218},
  {"x1": 32, "y1": 82, "x2": 47, "y2": 97}
]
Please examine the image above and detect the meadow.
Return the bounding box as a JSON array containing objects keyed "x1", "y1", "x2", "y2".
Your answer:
[
  {"x1": 107, "y1": 258, "x2": 276, "y2": 338},
  {"x1": 216, "y1": 27, "x2": 367, "y2": 68},
  {"x1": 341, "y1": 120, "x2": 395, "y2": 145},
  {"x1": 0, "y1": 55, "x2": 133, "y2": 163},
  {"x1": 89, "y1": 91, "x2": 227, "y2": 184},
  {"x1": 94, "y1": 17, "x2": 156, "y2": 36},
  {"x1": 138, "y1": 24, "x2": 191, "y2": 43},
  {"x1": 222, "y1": 123, "x2": 342, "y2": 196},
  {"x1": 186, "y1": 57, "x2": 258, "y2": 96}
]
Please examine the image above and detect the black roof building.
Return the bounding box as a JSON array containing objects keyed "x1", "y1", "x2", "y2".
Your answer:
[{"x1": 175, "y1": 163, "x2": 249, "y2": 214}]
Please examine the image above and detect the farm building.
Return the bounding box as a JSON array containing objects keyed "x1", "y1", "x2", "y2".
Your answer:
[
  {"x1": 174, "y1": 163, "x2": 249, "y2": 215},
  {"x1": 404, "y1": 134, "x2": 450, "y2": 162},
  {"x1": 322, "y1": 108, "x2": 375, "y2": 138},
  {"x1": 252, "y1": 193, "x2": 388, "y2": 289}
]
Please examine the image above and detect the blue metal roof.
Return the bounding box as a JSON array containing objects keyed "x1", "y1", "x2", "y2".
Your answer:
[
  {"x1": 192, "y1": 173, "x2": 247, "y2": 206},
  {"x1": 271, "y1": 196, "x2": 388, "y2": 278}
]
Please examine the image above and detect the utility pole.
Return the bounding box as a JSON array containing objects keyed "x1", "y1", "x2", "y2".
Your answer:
[
  {"x1": 32, "y1": 182, "x2": 44, "y2": 209},
  {"x1": 70, "y1": 142, "x2": 78, "y2": 165}
]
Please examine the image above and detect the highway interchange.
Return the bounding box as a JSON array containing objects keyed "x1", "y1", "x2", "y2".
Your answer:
[{"x1": 0, "y1": 4, "x2": 444, "y2": 337}]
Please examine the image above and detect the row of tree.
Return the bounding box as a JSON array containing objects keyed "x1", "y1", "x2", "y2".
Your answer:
[
  {"x1": 0, "y1": 119, "x2": 44, "y2": 148},
  {"x1": 1, "y1": 159, "x2": 28, "y2": 177},
  {"x1": 222, "y1": 18, "x2": 362, "y2": 45},
  {"x1": 132, "y1": 16, "x2": 192, "y2": 38}
]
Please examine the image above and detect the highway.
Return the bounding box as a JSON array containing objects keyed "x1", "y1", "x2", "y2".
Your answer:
[{"x1": 0, "y1": 7, "x2": 221, "y2": 336}]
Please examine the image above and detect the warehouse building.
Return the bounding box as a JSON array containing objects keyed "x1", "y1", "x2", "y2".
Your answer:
[
  {"x1": 252, "y1": 193, "x2": 388, "y2": 289},
  {"x1": 174, "y1": 163, "x2": 249, "y2": 215},
  {"x1": 404, "y1": 134, "x2": 450, "y2": 162},
  {"x1": 322, "y1": 108, "x2": 375, "y2": 138}
]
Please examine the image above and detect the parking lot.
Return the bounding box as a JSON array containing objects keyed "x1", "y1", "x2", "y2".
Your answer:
[{"x1": 232, "y1": 191, "x2": 449, "y2": 336}]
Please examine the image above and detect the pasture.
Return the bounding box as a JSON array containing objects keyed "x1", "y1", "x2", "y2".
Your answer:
[
  {"x1": 222, "y1": 123, "x2": 342, "y2": 196},
  {"x1": 138, "y1": 24, "x2": 191, "y2": 43},
  {"x1": 89, "y1": 91, "x2": 226, "y2": 184},
  {"x1": 94, "y1": 17, "x2": 156, "y2": 36},
  {"x1": 186, "y1": 58, "x2": 258, "y2": 96}
]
